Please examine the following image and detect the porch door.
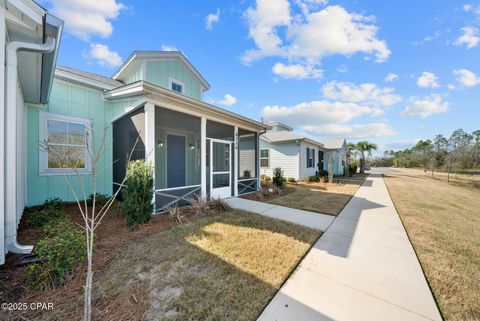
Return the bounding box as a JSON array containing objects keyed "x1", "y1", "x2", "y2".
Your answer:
[
  {"x1": 167, "y1": 134, "x2": 186, "y2": 188},
  {"x1": 210, "y1": 139, "x2": 232, "y2": 199}
]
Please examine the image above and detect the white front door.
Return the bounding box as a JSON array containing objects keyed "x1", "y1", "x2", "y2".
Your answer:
[{"x1": 210, "y1": 139, "x2": 232, "y2": 199}]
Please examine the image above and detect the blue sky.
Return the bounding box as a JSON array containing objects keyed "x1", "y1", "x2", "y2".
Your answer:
[{"x1": 41, "y1": 0, "x2": 480, "y2": 153}]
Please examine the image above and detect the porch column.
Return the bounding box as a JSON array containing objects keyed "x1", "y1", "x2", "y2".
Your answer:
[
  {"x1": 144, "y1": 103, "x2": 155, "y2": 208},
  {"x1": 201, "y1": 117, "x2": 207, "y2": 198},
  {"x1": 0, "y1": 9, "x2": 5, "y2": 263},
  {"x1": 257, "y1": 133, "x2": 261, "y2": 191},
  {"x1": 234, "y1": 126, "x2": 238, "y2": 196}
]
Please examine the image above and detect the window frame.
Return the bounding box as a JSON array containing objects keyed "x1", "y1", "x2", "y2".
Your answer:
[
  {"x1": 168, "y1": 77, "x2": 185, "y2": 95},
  {"x1": 307, "y1": 147, "x2": 314, "y2": 168},
  {"x1": 39, "y1": 112, "x2": 93, "y2": 176},
  {"x1": 260, "y1": 148, "x2": 270, "y2": 168}
]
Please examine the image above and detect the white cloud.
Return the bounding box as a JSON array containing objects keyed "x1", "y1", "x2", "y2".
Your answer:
[
  {"x1": 447, "y1": 84, "x2": 456, "y2": 90},
  {"x1": 295, "y1": 0, "x2": 329, "y2": 15},
  {"x1": 304, "y1": 123, "x2": 397, "y2": 138},
  {"x1": 217, "y1": 94, "x2": 238, "y2": 106},
  {"x1": 412, "y1": 31, "x2": 442, "y2": 46},
  {"x1": 453, "y1": 68, "x2": 480, "y2": 87},
  {"x1": 46, "y1": 0, "x2": 125, "y2": 41},
  {"x1": 337, "y1": 64, "x2": 348, "y2": 73},
  {"x1": 416, "y1": 72, "x2": 440, "y2": 88},
  {"x1": 384, "y1": 73, "x2": 399, "y2": 82},
  {"x1": 385, "y1": 139, "x2": 420, "y2": 151},
  {"x1": 321, "y1": 81, "x2": 402, "y2": 107},
  {"x1": 243, "y1": 2, "x2": 390, "y2": 76},
  {"x1": 272, "y1": 62, "x2": 323, "y2": 79},
  {"x1": 401, "y1": 94, "x2": 449, "y2": 118},
  {"x1": 463, "y1": 4, "x2": 473, "y2": 12},
  {"x1": 161, "y1": 45, "x2": 179, "y2": 51},
  {"x1": 454, "y1": 26, "x2": 480, "y2": 48},
  {"x1": 206, "y1": 9, "x2": 220, "y2": 30},
  {"x1": 85, "y1": 43, "x2": 122, "y2": 67}
]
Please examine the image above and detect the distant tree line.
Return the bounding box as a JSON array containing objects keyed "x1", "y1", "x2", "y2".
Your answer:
[{"x1": 369, "y1": 129, "x2": 480, "y2": 181}]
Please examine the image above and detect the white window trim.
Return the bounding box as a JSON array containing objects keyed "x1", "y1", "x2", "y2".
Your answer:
[
  {"x1": 260, "y1": 148, "x2": 270, "y2": 168},
  {"x1": 168, "y1": 77, "x2": 185, "y2": 94},
  {"x1": 39, "y1": 112, "x2": 93, "y2": 176}
]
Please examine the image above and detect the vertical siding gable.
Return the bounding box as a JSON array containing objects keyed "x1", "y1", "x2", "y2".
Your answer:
[{"x1": 145, "y1": 60, "x2": 202, "y2": 100}]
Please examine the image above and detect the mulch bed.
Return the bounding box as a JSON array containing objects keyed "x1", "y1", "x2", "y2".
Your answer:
[
  {"x1": 240, "y1": 185, "x2": 296, "y2": 201},
  {"x1": 0, "y1": 202, "x2": 180, "y2": 321}
]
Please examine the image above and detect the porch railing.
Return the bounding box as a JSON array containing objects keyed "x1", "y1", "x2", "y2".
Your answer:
[
  {"x1": 155, "y1": 185, "x2": 201, "y2": 212},
  {"x1": 238, "y1": 178, "x2": 258, "y2": 195}
]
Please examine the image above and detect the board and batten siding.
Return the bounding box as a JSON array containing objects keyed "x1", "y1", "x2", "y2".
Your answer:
[
  {"x1": 124, "y1": 65, "x2": 143, "y2": 84},
  {"x1": 259, "y1": 140, "x2": 300, "y2": 179},
  {"x1": 145, "y1": 60, "x2": 202, "y2": 100},
  {"x1": 26, "y1": 79, "x2": 138, "y2": 206}
]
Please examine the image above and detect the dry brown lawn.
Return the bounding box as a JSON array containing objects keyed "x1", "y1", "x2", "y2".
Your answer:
[
  {"x1": 384, "y1": 169, "x2": 480, "y2": 321},
  {"x1": 266, "y1": 174, "x2": 366, "y2": 215},
  {"x1": 32, "y1": 209, "x2": 319, "y2": 321}
]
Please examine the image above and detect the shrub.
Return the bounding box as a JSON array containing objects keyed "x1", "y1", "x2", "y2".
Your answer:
[
  {"x1": 209, "y1": 198, "x2": 231, "y2": 213},
  {"x1": 42, "y1": 197, "x2": 62, "y2": 210},
  {"x1": 27, "y1": 207, "x2": 67, "y2": 227},
  {"x1": 349, "y1": 163, "x2": 358, "y2": 176},
  {"x1": 27, "y1": 219, "x2": 86, "y2": 290},
  {"x1": 272, "y1": 168, "x2": 285, "y2": 188},
  {"x1": 320, "y1": 176, "x2": 328, "y2": 183},
  {"x1": 308, "y1": 175, "x2": 319, "y2": 183},
  {"x1": 317, "y1": 170, "x2": 329, "y2": 177},
  {"x1": 263, "y1": 175, "x2": 271, "y2": 183},
  {"x1": 287, "y1": 177, "x2": 296, "y2": 183},
  {"x1": 123, "y1": 160, "x2": 154, "y2": 227},
  {"x1": 88, "y1": 193, "x2": 110, "y2": 206}
]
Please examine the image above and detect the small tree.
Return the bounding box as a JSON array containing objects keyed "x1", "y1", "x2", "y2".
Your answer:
[
  {"x1": 40, "y1": 125, "x2": 139, "y2": 321},
  {"x1": 123, "y1": 159, "x2": 154, "y2": 227},
  {"x1": 326, "y1": 152, "x2": 335, "y2": 183}
]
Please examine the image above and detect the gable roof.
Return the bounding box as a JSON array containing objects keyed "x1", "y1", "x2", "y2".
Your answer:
[
  {"x1": 55, "y1": 65, "x2": 124, "y2": 90},
  {"x1": 264, "y1": 121, "x2": 293, "y2": 131},
  {"x1": 112, "y1": 51, "x2": 211, "y2": 92},
  {"x1": 321, "y1": 138, "x2": 347, "y2": 150},
  {"x1": 262, "y1": 131, "x2": 324, "y2": 147}
]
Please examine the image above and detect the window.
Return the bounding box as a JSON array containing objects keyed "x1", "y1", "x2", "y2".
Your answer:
[
  {"x1": 307, "y1": 147, "x2": 314, "y2": 168},
  {"x1": 169, "y1": 78, "x2": 185, "y2": 94},
  {"x1": 39, "y1": 112, "x2": 92, "y2": 175},
  {"x1": 260, "y1": 148, "x2": 269, "y2": 168}
]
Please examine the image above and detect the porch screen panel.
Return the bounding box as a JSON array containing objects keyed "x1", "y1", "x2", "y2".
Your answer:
[
  {"x1": 112, "y1": 107, "x2": 145, "y2": 194},
  {"x1": 155, "y1": 107, "x2": 201, "y2": 190},
  {"x1": 238, "y1": 129, "x2": 256, "y2": 179},
  {"x1": 206, "y1": 120, "x2": 234, "y2": 141}
]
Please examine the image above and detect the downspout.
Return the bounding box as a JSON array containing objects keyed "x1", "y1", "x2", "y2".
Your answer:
[{"x1": 5, "y1": 38, "x2": 56, "y2": 254}]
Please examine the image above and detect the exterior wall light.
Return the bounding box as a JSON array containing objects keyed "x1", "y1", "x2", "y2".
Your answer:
[
  {"x1": 157, "y1": 140, "x2": 164, "y2": 147},
  {"x1": 189, "y1": 144, "x2": 195, "y2": 150}
]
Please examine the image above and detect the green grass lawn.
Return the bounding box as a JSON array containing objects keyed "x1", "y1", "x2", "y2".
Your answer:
[
  {"x1": 384, "y1": 169, "x2": 480, "y2": 321},
  {"x1": 88, "y1": 210, "x2": 321, "y2": 321}
]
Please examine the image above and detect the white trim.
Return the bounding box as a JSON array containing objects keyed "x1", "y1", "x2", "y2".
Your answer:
[
  {"x1": 260, "y1": 148, "x2": 270, "y2": 168},
  {"x1": 0, "y1": 7, "x2": 5, "y2": 262},
  {"x1": 238, "y1": 178, "x2": 257, "y2": 182},
  {"x1": 38, "y1": 112, "x2": 93, "y2": 176},
  {"x1": 234, "y1": 126, "x2": 238, "y2": 196},
  {"x1": 200, "y1": 117, "x2": 207, "y2": 198},
  {"x1": 54, "y1": 70, "x2": 118, "y2": 91},
  {"x1": 168, "y1": 77, "x2": 185, "y2": 95},
  {"x1": 155, "y1": 184, "x2": 201, "y2": 192},
  {"x1": 210, "y1": 139, "x2": 233, "y2": 198}
]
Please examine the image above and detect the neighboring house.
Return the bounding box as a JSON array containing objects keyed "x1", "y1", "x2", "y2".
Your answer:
[
  {"x1": 321, "y1": 139, "x2": 349, "y2": 176},
  {"x1": 1, "y1": 2, "x2": 267, "y2": 264},
  {"x1": 259, "y1": 122, "x2": 326, "y2": 180}
]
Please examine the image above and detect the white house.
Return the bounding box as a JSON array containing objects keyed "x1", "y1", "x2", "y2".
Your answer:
[
  {"x1": 259, "y1": 122, "x2": 326, "y2": 180},
  {"x1": 321, "y1": 139, "x2": 349, "y2": 176}
]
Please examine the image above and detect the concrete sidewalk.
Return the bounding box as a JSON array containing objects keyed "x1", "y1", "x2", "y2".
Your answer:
[
  {"x1": 225, "y1": 197, "x2": 335, "y2": 231},
  {"x1": 258, "y1": 174, "x2": 442, "y2": 321}
]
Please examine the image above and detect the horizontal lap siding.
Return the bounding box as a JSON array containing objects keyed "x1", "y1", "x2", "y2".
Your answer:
[
  {"x1": 260, "y1": 140, "x2": 299, "y2": 179},
  {"x1": 300, "y1": 141, "x2": 319, "y2": 179}
]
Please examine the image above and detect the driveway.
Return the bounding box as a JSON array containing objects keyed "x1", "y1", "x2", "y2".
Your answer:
[{"x1": 257, "y1": 173, "x2": 442, "y2": 321}]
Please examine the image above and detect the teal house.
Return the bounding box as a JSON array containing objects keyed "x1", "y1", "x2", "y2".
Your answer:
[{"x1": 1, "y1": 1, "x2": 267, "y2": 264}]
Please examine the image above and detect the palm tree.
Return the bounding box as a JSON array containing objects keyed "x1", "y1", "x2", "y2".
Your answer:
[{"x1": 354, "y1": 141, "x2": 378, "y2": 173}]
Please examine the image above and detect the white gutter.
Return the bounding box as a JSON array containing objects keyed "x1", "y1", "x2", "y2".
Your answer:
[{"x1": 5, "y1": 37, "x2": 56, "y2": 254}]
